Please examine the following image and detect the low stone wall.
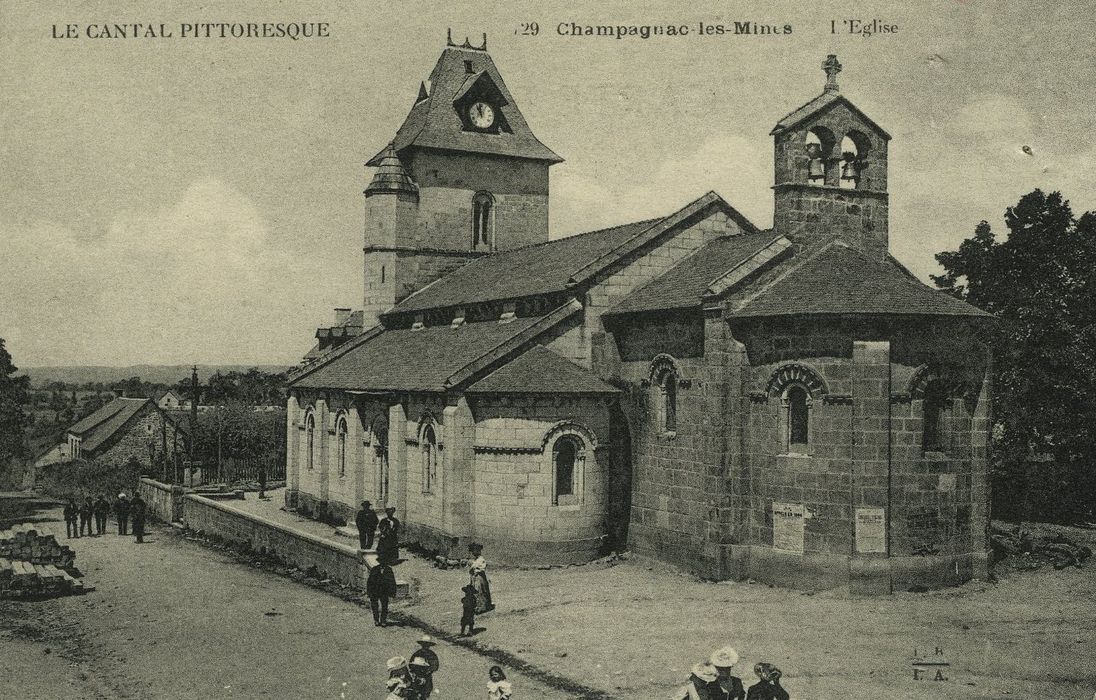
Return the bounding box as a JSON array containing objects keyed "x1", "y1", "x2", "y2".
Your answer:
[
  {"x1": 182, "y1": 495, "x2": 369, "y2": 589},
  {"x1": 137, "y1": 478, "x2": 187, "y2": 523}
]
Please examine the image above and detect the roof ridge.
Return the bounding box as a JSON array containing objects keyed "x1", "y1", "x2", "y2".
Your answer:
[{"x1": 727, "y1": 238, "x2": 844, "y2": 313}]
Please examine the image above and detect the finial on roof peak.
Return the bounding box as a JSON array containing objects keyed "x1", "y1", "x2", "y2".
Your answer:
[
  {"x1": 823, "y1": 55, "x2": 842, "y2": 93},
  {"x1": 445, "y1": 29, "x2": 487, "y2": 51}
]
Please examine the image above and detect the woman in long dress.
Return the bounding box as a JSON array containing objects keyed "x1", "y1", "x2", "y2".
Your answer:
[{"x1": 468, "y1": 543, "x2": 494, "y2": 613}]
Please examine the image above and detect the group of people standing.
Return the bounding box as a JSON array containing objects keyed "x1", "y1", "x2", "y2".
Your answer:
[
  {"x1": 355, "y1": 500, "x2": 401, "y2": 564},
  {"x1": 676, "y1": 647, "x2": 789, "y2": 700},
  {"x1": 63, "y1": 491, "x2": 147, "y2": 543},
  {"x1": 382, "y1": 636, "x2": 513, "y2": 699}
]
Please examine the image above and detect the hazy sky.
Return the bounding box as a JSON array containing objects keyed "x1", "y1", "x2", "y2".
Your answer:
[{"x1": 3, "y1": 1, "x2": 1094, "y2": 367}]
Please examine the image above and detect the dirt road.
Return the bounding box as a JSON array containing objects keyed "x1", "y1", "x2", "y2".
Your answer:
[{"x1": 0, "y1": 509, "x2": 572, "y2": 699}]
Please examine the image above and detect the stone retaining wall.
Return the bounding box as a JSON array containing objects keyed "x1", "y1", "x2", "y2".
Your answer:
[
  {"x1": 138, "y1": 478, "x2": 187, "y2": 523},
  {"x1": 182, "y1": 494, "x2": 370, "y2": 589}
]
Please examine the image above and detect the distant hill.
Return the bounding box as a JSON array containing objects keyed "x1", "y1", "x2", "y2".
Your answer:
[{"x1": 16, "y1": 364, "x2": 291, "y2": 388}]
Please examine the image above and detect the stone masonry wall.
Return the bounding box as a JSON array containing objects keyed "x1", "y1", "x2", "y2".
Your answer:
[
  {"x1": 468, "y1": 396, "x2": 611, "y2": 565},
  {"x1": 613, "y1": 312, "x2": 731, "y2": 578},
  {"x1": 98, "y1": 408, "x2": 180, "y2": 470},
  {"x1": 587, "y1": 209, "x2": 744, "y2": 371},
  {"x1": 183, "y1": 494, "x2": 370, "y2": 589},
  {"x1": 137, "y1": 478, "x2": 186, "y2": 523}
]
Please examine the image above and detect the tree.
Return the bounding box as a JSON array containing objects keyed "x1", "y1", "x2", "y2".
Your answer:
[
  {"x1": 933, "y1": 190, "x2": 1096, "y2": 522},
  {"x1": 0, "y1": 339, "x2": 31, "y2": 473}
]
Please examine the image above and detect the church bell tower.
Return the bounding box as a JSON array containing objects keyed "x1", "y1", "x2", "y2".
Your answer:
[
  {"x1": 771, "y1": 55, "x2": 891, "y2": 256},
  {"x1": 361, "y1": 33, "x2": 564, "y2": 329}
]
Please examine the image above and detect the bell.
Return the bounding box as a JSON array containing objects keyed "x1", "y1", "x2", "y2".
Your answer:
[
  {"x1": 841, "y1": 160, "x2": 860, "y2": 182},
  {"x1": 808, "y1": 158, "x2": 825, "y2": 180}
]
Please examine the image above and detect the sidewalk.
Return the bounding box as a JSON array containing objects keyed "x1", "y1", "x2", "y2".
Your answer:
[{"x1": 221, "y1": 489, "x2": 1096, "y2": 700}]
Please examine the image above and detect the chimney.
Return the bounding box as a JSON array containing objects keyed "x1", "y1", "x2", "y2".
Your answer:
[{"x1": 334, "y1": 308, "x2": 352, "y2": 326}]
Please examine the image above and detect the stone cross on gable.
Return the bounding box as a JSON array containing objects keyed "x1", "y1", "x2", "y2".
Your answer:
[{"x1": 823, "y1": 55, "x2": 842, "y2": 93}]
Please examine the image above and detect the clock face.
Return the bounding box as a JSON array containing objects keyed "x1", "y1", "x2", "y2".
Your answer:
[{"x1": 469, "y1": 102, "x2": 495, "y2": 129}]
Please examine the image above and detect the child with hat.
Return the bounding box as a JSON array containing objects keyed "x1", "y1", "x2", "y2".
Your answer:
[
  {"x1": 676, "y1": 661, "x2": 718, "y2": 700},
  {"x1": 745, "y1": 662, "x2": 789, "y2": 700},
  {"x1": 708, "y1": 646, "x2": 744, "y2": 700},
  {"x1": 409, "y1": 656, "x2": 434, "y2": 697}
]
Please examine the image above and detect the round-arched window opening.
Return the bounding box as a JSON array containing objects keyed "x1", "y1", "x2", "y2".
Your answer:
[
  {"x1": 471, "y1": 192, "x2": 495, "y2": 250},
  {"x1": 305, "y1": 411, "x2": 316, "y2": 471},
  {"x1": 805, "y1": 126, "x2": 835, "y2": 184},
  {"x1": 336, "y1": 414, "x2": 348, "y2": 477},
  {"x1": 787, "y1": 385, "x2": 810, "y2": 448},
  {"x1": 839, "y1": 131, "x2": 871, "y2": 190},
  {"x1": 421, "y1": 423, "x2": 438, "y2": 494},
  {"x1": 922, "y1": 379, "x2": 950, "y2": 454},
  {"x1": 552, "y1": 436, "x2": 583, "y2": 505}
]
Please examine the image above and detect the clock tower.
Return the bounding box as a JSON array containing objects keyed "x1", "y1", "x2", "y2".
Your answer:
[{"x1": 361, "y1": 33, "x2": 563, "y2": 329}]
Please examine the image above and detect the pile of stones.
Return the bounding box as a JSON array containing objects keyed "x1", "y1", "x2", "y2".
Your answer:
[{"x1": 0, "y1": 524, "x2": 89, "y2": 599}]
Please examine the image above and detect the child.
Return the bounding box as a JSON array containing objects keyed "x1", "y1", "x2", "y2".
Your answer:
[
  {"x1": 487, "y1": 666, "x2": 512, "y2": 700},
  {"x1": 460, "y1": 583, "x2": 477, "y2": 636},
  {"x1": 63, "y1": 500, "x2": 78, "y2": 539}
]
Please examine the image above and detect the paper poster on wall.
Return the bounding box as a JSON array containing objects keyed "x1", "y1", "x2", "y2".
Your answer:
[
  {"x1": 772, "y1": 501, "x2": 805, "y2": 554},
  {"x1": 856, "y1": 507, "x2": 887, "y2": 554}
]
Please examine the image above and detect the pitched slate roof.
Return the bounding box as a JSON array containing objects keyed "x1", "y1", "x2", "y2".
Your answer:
[
  {"x1": 466, "y1": 345, "x2": 618, "y2": 394},
  {"x1": 770, "y1": 91, "x2": 891, "y2": 140},
  {"x1": 388, "y1": 217, "x2": 662, "y2": 314},
  {"x1": 291, "y1": 316, "x2": 548, "y2": 392},
  {"x1": 389, "y1": 192, "x2": 759, "y2": 316},
  {"x1": 367, "y1": 47, "x2": 562, "y2": 165},
  {"x1": 730, "y1": 242, "x2": 991, "y2": 319},
  {"x1": 68, "y1": 397, "x2": 151, "y2": 453},
  {"x1": 607, "y1": 231, "x2": 778, "y2": 315}
]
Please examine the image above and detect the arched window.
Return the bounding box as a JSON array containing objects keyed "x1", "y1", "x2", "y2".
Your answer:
[
  {"x1": 805, "y1": 126, "x2": 835, "y2": 185},
  {"x1": 922, "y1": 379, "x2": 949, "y2": 453},
  {"x1": 305, "y1": 411, "x2": 315, "y2": 471},
  {"x1": 659, "y1": 370, "x2": 677, "y2": 433},
  {"x1": 336, "y1": 414, "x2": 348, "y2": 477},
  {"x1": 552, "y1": 436, "x2": 583, "y2": 505},
  {"x1": 471, "y1": 192, "x2": 494, "y2": 250},
  {"x1": 786, "y1": 385, "x2": 810, "y2": 450},
  {"x1": 839, "y1": 131, "x2": 871, "y2": 190},
  {"x1": 421, "y1": 423, "x2": 437, "y2": 493},
  {"x1": 371, "y1": 418, "x2": 390, "y2": 506}
]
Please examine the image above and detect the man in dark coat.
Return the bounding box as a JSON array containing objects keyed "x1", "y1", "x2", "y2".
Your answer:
[
  {"x1": 79, "y1": 497, "x2": 94, "y2": 537},
  {"x1": 377, "y1": 506, "x2": 400, "y2": 564},
  {"x1": 355, "y1": 500, "x2": 379, "y2": 550},
  {"x1": 93, "y1": 494, "x2": 110, "y2": 535},
  {"x1": 366, "y1": 561, "x2": 397, "y2": 626},
  {"x1": 130, "y1": 492, "x2": 147, "y2": 544},
  {"x1": 63, "y1": 500, "x2": 78, "y2": 538},
  {"x1": 115, "y1": 493, "x2": 130, "y2": 535}
]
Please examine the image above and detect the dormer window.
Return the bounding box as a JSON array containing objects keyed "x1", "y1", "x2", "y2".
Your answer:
[
  {"x1": 472, "y1": 191, "x2": 494, "y2": 250},
  {"x1": 464, "y1": 60, "x2": 474, "y2": 74}
]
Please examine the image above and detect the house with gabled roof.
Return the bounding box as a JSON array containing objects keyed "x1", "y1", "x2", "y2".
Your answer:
[
  {"x1": 65, "y1": 396, "x2": 189, "y2": 470},
  {"x1": 286, "y1": 43, "x2": 993, "y2": 592}
]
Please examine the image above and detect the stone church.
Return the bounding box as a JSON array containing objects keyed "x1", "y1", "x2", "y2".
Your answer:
[{"x1": 286, "y1": 39, "x2": 993, "y2": 592}]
